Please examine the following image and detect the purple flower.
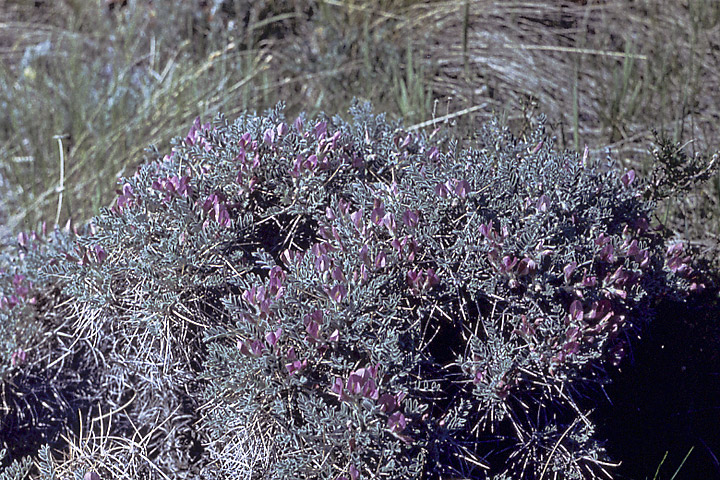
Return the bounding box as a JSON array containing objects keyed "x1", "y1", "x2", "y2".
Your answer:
[
  {"x1": 10, "y1": 348, "x2": 27, "y2": 367},
  {"x1": 621, "y1": 169, "x2": 636, "y2": 187},
  {"x1": 500, "y1": 255, "x2": 518, "y2": 273},
  {"x1": 382, "y1": 213, "x2": 396, "y2": 235},
  {"x1": 263, "y1": 128, "x2": 275, "y2": 146},
  {"x1": 185, "y1": 117, "x2": 212, "y2": 150},
  {"x1": 536, "y1": 194, "x2": 549, "y2": 212},
  {"x1": 286, "y1": 358, "x2": 308, "y2": 375},
  {"x1": 434, "y1": 182, "x2": 450, "y2": 198},
  {"x1": 516, "y1": 258, "x2": 536, "y2": 276},
  {"x1": 370, "y1": 200, "x2": 385, "y2": 225},
  {"x1": 331, "y1": 267, "x2": 346, "y2": 283},
  {"x1": 350, "y1": 210, "x2": 364, "y2": 231},
  {"x1": 313, "y1": 120, "x2": 327, "y2": 139},
  {"x1": 92, "y1": 245, "x2": 107, "y2": 264},
  {"x1": 346, "y1": 366, "x2": 379, "y2": 400},
  {"x1": 116, "y1": 183, "x2": 135, "y2": 211},
  {"x1": 238, "y1": 132, "x2": 253, "y2": 149},
  {"x1": 349, "y1": 464, "x2": 359, "y2": 480},
  {"x1": 454, "y1": 179, "x2": 470, "y2": 198},
  {"x1": 402, "y1": 209, "x2": 419, "y2": 228},
  {"x1": 237, "y1": 338, "x2": 264, "y2": 356},
  {"x1": 387, "y1": 411, "x2": 407, "y2": 434},
  {"x1": 569, "y1": 300, "x2": 583, "y2": 323},
  {"x1": 374, "y1": 251, "x2": 387, "y2": 270},
  {"x1": 293, "y1": 116, "x2": 304, "y2": 133},
  {"x1": 265, "y1": 327, "x2": 282, "y2": 347},
  {"x1": 598, "y1": 243, "x2": 616, "y2": 263},
  {"x1": 563, "y1": 261, "x2": 577, "y2": 283},
  {"x1": 329, "y1": 283, "x2": 347, "y2": 303}
]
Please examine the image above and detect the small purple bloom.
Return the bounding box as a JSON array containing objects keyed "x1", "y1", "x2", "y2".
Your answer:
[
  {"x1": 265, "y1": 327, "x2": 282, "y2": 347},
  {"x1": 382, "y1": 213, "x2": 396, "y2": 235},
  {"x1": 388, "y1": 411, "x2": 407, "y2": 433},
  {"x1": 377, "y1": 393, "x2": 397, "y2": 413},
  {"x1": 434, "y1": 182, "x2": 450, "y2": 198},
  {"x1": 500, "y1": 255, "x2": 518, "y2": 273},
  {"x1": 116, "y1": 183, "x2": 135, "y2": 211},
  {"x1": 286, "y1": 358, "x2": 307, "y2": 375},
  {"x1": 454, "y1": 179, "x2": 470, "y2": 198},
  {"x1": 374, "y1": 251, "x2": 387, "y2": 269},
  {"x1": 621, "y1": 169, "x2": 636, "y2": 187},
  {"x1": 536, "y1": 194, "x2": 549, "y2": 212},
  {"x1": 329, "y1": 283, "x2": 347, "y2": 303},
  {"x1": 563, "y1": 261, "x2": 577, "y2": 283},
  {"x1": 93, "y1": 245, "x2": 107, "y2": 264},
  {"x1": 263, "y1": 128, "x2": 275, "y2": 146},
  {"x1": 350, "y1": 210, "x2": 364, "y2": 230},
  {"x1": 370, "y1": 200, "x2": 385, "y2": 225},
  {"x1": 402, "y1": 209, "x2": 419, "y2": 228},
  {"x1": 313, "y1": 120, "x2": 327, "y2": 139},
  {"x1": 569, "y1": 300, "x2": 583, "y2": 323},
  {"x1": 10, "y1": 348, "x2": 27, "y2": 367},
  {"x1": 349, "y1": 464, "x2": 359, "y2": 480}
]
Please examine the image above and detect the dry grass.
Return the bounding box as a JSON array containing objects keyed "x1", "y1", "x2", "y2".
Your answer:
[{"x1": 394, "y1": 0, "x2": 720, "y2": 262}]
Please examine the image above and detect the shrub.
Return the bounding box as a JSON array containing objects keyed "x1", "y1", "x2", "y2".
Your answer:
[{"x1": 0, "y1": 102, "x2": 712, "y2": 479}]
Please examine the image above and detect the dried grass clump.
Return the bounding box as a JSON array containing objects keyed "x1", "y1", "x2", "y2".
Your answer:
[{"x1": 386, "y1": 0, "x2": 720, "y2": 265}]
